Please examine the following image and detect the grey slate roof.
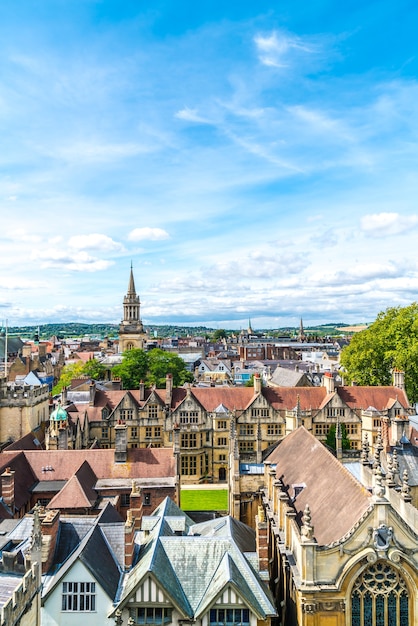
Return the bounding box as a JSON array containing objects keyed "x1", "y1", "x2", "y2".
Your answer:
[{"x1": 115, "y1": 497, "x2": 276, "y2": 620}]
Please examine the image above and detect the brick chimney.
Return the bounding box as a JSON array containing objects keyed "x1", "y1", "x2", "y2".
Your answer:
[
  {"x1": 139, "y1": 380, "x2": 145, "y2": 402},
  {"x1": 255, "y1": 505, "x2": 269, "y2": 573},
  {"x1": 130, "y1": 481, "x2": 143, "y2": 531},
  {"x1": 115, "y1": 422, "x2": 128, "y2": 463},
  {"x1": 165, "y1": 373, "x2": 173, "y2": 406},
  {"x1": 124, "y1": 509, "x2": 136, "y2": 570},
  {"x1": 323, "y1": 371, "x2": 335, "y2": 394},
  {"x1": 253, "y1": 372, "x2": 262, "y2": 394},
  {"x1": 1, "y1": 467, "x2": 15, "y2": 511},
  {"x1": 40, "y1": 509, "x2": 60, "y2": 573}
]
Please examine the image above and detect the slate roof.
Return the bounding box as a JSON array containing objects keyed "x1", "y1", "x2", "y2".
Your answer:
[
  {"x1": 115, "y1": 497, "x2": 276, "y2": 620},
  {"x1": 43, "y1": 521, "x2": 122, "y2": 603},
  {"x1": 265, "y1": 427, "x2": 372, "y2": 545}
]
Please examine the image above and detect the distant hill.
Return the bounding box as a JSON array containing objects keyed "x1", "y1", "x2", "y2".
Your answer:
[{"x1": 5, "y1": 321, "x2": 365, "y2": 341}]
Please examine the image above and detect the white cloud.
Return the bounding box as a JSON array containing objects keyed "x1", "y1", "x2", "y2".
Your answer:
[
  {"x1": 128, "y1": 227, "x2": 170, "y2": 242},
  {"x1": 30, "y1": 249, "x2": 114, "y2": 272},
  {"x1": 175, "y1": 107, "x2": 210, "y2": 123},
  {"x1": 68, "y1": 233, "x2": 124, "y2": 252},
  {"x1": 254, "y1": 31, "x2": 316, "y2": 68},
  {"x1": 360, "y1": 212, "x2": 418, "y2": 238}
]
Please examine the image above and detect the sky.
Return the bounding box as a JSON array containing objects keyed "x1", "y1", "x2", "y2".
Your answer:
[{"x1": 1, "y1": 0, "x2": 418, "y2": 330}]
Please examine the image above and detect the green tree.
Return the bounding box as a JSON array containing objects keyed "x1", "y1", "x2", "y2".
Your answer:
[
  {"x1": 325, "y1": 423, "x2": 351, "y2": 450},
  {"x1": 147, "y1": 348, "x2": 194, "y2": 388},
  {"x1": 52, "y1": 361, "x2": 85, "y2": 395},
  {"x1": 112, "y1": 348, "x2": 149, "y2": 389},
  {"x1": 340, "y1": 303, "x2": 418, "y2": 401},
  {"x1": 82, "y1": 358, "x2": 106, "y2": 381},
  {"x1": 212, "y1": 329, "x2": 227, "y2": 341}
]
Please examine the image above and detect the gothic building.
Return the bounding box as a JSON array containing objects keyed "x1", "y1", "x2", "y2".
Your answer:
[
  {"x1": 260, "y1": 427, "x2": 418, "y2": 626},
  {"x1": 118, "y1": 265, "x2": 148, "y2": 352}
]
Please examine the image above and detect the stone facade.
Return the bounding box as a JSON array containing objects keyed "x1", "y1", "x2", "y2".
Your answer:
[{"x1": 0, "y1": 377, "x2": 50, "y2": 444}]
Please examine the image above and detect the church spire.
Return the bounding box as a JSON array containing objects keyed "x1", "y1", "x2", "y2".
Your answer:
[
  {"x1": 127, "y1": 261, "x2": 136, "y2": 296},
  {"x1": 119, "y1": 264, "x2": 146, "y2": 352}
]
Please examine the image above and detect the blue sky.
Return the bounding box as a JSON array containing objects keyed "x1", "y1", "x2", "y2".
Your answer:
[{"x1": 1, "y1": 0, "x2": 418, "y2": 329}]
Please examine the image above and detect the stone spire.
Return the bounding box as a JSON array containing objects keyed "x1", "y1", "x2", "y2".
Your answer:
[
  {"x1": 373, "y1": 427, "x2": 384, "y2": 471},
  {"x1": 119, "y1": 264, "x2": 146, "y2": 352}
]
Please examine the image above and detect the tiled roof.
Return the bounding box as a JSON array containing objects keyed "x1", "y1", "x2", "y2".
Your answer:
[
  {"x1": 265, "y1": 427, "x2": 371, "y2": 546},
  {"x1": 116, "y1": 497, "x2": 276, "y2": 620},
  {"x1": 47, "y1": 461, "x2": 97, "y2": 510},
  {"x1": 2, "y1": 447, "x2": 176, "y2": 483}
]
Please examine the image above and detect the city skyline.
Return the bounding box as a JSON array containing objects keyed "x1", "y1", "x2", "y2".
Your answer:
[{"x1": 1, "y1": 1, "x2": 418, "y2": 330}]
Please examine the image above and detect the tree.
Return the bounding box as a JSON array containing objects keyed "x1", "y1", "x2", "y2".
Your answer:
[
  {"x1": 212, "y1": 329, "x2": 227, "y2": 342},
  {"x1": 112, "y1": 348, "x2": 194, "y2": 389},
  {"x1": 147, "y1": 349, "x2": 194, "y2": 388},
  {"x1": 325, "y1": 423, "x2": 351, "y2": 450},
  {"x1": 82, "y1": 358, "x2": 106, "y2": 381},
  {"x1": 52, "y1": 361, "x2": 85, "y2": 395},
  {"x1": 112, "y1": 348, "x2": 149, "y2": 389},
  {"x1": 340, "y1": 303, "x2": 418, "y2": 401}
]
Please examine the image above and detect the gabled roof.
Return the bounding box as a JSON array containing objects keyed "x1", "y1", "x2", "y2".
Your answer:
[
  {"x1": 43, "y1": 522, "x2": 122, "y2": 603},
  {"x1": 47, "y1": 461, "x2": 97, "y2": 510},
  {"x1": 265, "y1": 427, "x2": 371, "y2": 545},
  {"x1": 115, "y1": 497, "x2": 276, "y2": 620}
]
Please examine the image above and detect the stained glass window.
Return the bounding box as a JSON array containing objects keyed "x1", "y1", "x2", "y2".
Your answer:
[{"x1": 351, "y1": 562, "x2": 409, "y2": 626}]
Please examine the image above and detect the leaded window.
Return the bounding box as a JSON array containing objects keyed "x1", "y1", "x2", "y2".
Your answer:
[
  {"x1": 351, "y1": 562, "x2": 409, "y2": 626},
  {"x1": 210, "y1": 608, "x2": 250, "y2": 626}
]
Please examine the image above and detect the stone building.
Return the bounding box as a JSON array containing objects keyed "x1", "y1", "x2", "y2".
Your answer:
[
  {"x1": 259, "y1": 426, "x2": 418, "y2": 626},
  {"x1": 57, "y1": 366, "x2": 413, "y2": 489},
  {"x1": 0, "y1": 376, "x2": 50, "y2": 445},
  {"x1": 118, "y1": 264, "x2": 148, "y2": 352}
]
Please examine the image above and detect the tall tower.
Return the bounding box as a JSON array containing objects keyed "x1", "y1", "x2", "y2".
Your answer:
[{"x1": 118, "y1": 264, "x2": 147, "y2": 352}]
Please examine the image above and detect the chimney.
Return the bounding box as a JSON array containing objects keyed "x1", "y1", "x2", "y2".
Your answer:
[
  {"x1": 89, "y1": 382, "x2": 95, "y2": 406},
  {"x1": 165, "y1": 373, "x2": 173, "y2": 406},
  {"x1": 392, "y1": 369, "x2": 405, "y2": 391},
  {"x1": 22, "y1": 344, "x2": 32, "y2": 358},
  {"x1": 253, "y1": 372, "x2": 262, "y2": 394},
  {"x1": 139, "y1": 380, "x2": 145, "y2": 402},
  {"x1": 38, "y1": 343, "x2": 47, "y2": 358},
  {"x1": 124, "y1": 510, "x2": 136, "y2": 570},
  {"x1": 115, "y1": 422, "x2": 128, "y2": 463},
  {"x1": 256, "y1": 506, "x2": 269, "y2": 573},
  {"x1": 40, "y1": 509, "x2": 60, "y2": 574},
  {"x1": 61, "y1": 386, "x2": 68, "y2": 405},
  {"x1": 323, "y1": 371, "x2": 335, "y2": 394},
  {"x1": 1, "y1": 467, "x2": 15, "y2": 511},
  {"x1": 130, "y1": 481, "x2": 143, "y2": 531}
]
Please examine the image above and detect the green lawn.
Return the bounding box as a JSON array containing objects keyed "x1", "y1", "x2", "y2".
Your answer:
[{"x1": 180, "y1": 489, "x2": 228, "y2": 511}]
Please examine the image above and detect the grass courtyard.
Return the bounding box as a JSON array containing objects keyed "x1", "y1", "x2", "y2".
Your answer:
[{"x1": 180, "y1": 488, "x2": 228, "y2": 511}]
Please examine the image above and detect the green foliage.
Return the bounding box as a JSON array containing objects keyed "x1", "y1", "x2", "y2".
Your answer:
[
  {"x1": 147, "y1": 349, "x2": 194, "y2": 387},
  {"x1": 52, "y1": 358, "x2": 107, "y2": 394},
  {"x1": 81, "y1": 358, "x2": 107, "y2": 381},
  {"x1": 340, "y1": 303, "x2": 418, "y2": 401},
  {"x1": 52, "y1": 361, "x2": 85, "y2": 395},
  {"x1": 325, "y1": 423, "x2": 351, "y2": 450},
  {"x1": 112, "y1": 349, "x2": 150, "y2": 389},
  {"x1": 180, "y1": 489, "x2": 228, "y2": 511},
  {"x1": 212, "y1": 329, "x2": 227, "y2": 341},
  {"x1": 112, "y1": 348, "x2": 193, "y2": 389}
]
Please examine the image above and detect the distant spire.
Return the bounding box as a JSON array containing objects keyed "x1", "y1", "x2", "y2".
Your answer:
[{"x1": 127, "y1": 261, "x2": 136, "y2": 295}]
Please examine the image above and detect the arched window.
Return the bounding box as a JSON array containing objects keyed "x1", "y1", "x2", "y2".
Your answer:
[{"x1": 351, "y1": 561, "x2": 409, "y2": 626}]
